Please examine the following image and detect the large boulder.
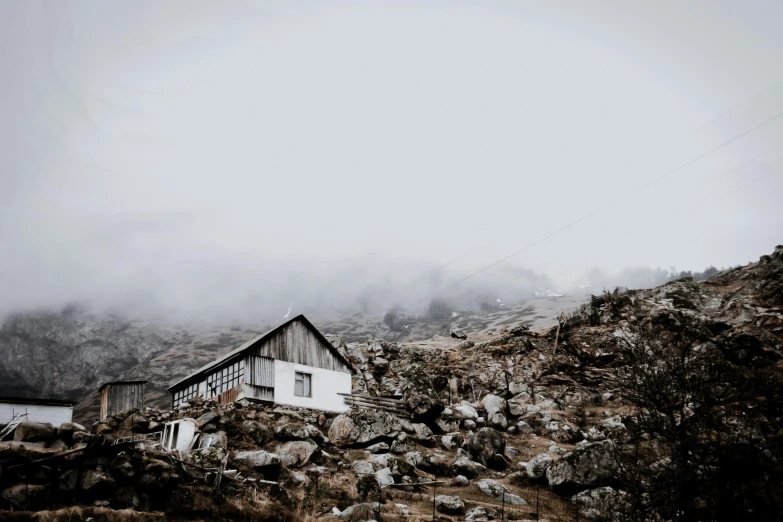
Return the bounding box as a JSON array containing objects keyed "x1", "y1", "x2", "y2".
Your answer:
[
  {"x1": 546, "y1": 440, "x2": 617, "y2": 494},
  {"x1": 233, "y1": 450, "x2": 282, "y2": 469},
  {"x1": 242, "y1": 420, "x2": 275, "y2": 446},
  {"x1": 82, "y1": 469, "x2": 116, "y2": 496},
  {"x1": 435, "y1": 495, "x2": 465, "y2": 515},
  {"x1": 411, "y1": 423, "x2": 434, "y2": 444},
  {"x1": 465, "y1": 506, "x2": 498, "y2": 521},
  {"x1": 338, "y1": 502, "x2": 381, "y2": 520},
  {"x1": 526, "y1": 453, "x2": 554, "y2": 481},
  {"x1": 276, "y1": 440, "x2": 319, "y2": 468},
  {"x1": 572, "y1": 487, "x2": 627, "y2": 520},
  {"x1": 450, "y1": 455, "x2": 484, "y2": 479},
  {"x1": 480, "y1": 394, "x2": 507, "y2": 419},
  {"x1": 57, "y1": 422, "x2": 87, "y2": 444},
  {"x1": 275, "y1": 422, "x2": 323, "y2": 442},
  {"x1": 375, "y1": 467, "x2": 394, "y2": 488},
  {"x1": 1, "y1": 484, "x2": 49, "y2": 509},
  {"x1": 475, "y1": 479, "x2": 527, "y2": 505},
  {"x1": 328, "y1": 409, "x2": 401, "y2": 447},
  {"x1": 454, "y1": 404, "x2": 478, "y2": 420},
  {"x1": 467, "y1": 427, "x2": 506, "y2": 468},
  {"x1": 14, "y1": 422, "x2": 55, "y2": 443}
]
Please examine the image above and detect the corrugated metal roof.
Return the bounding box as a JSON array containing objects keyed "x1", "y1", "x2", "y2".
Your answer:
[{"x1": 167, "y1": 314, "x2": 353, "y2": 391}]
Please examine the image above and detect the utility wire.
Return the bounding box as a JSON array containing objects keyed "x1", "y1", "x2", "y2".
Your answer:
[
  {"x1": 436, "y1": 110, "x2": 783, "y2": 293},
  {"x1": 425, "y1": 80, "x2": 783, "y2": 279}
]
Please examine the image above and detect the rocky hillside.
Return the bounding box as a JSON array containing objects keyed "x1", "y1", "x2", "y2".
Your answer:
[
  {"x1": 0, "y1": 246, "x2": 780, "y2": 521},
  {"x1": 0, "y1": 291, "x2": 582, "y2": 423}
]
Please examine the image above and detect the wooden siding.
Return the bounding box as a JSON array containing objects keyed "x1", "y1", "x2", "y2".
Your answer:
[
  {"x1": 100, "y1": 383, "x2": 145, "y2": 421},
  {"x1": 246, "y1": 355, "x2": 275, "y2": 387},
  {"x1": 243, "y1": 383, "x2": 274, "y2": 402},
  {"x1": 214, "y1": 386, "x2": 242, "y2": 406},
  {"x1": 251, "y1": 320, "x2": 351, "y2": 373},
  {"x1": 244, "y1": 355, "x2": 275, "y2": 402}
]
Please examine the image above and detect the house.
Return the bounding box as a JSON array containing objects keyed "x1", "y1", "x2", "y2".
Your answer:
[
  {"x1": 0, "y1": 396, "x2": 76, "y2": 428},
  {"x1": 99, "y1": 381, "x2": 147, "y2": 421},
  {"x1": 167, "y1": 315, "x2": 353, "y2": 412}
]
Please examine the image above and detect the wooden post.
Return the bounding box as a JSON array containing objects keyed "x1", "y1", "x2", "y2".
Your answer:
[
  {"x1": 553, "y1": 312, "x2": 564, "y2": 355},
  {"x1": 432, "y1": 481, "x2": 437, "y2": 520}
]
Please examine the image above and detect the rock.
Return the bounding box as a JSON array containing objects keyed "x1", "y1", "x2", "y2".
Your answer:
[
  {"x1": 489, "y1": 412, "x2": 508, "y2": 430},
  {"x1": 480, "y1": 394, "x2": 507, "y2": 419},
  {"x1": 476, "y1": 416, "x2": 486, "y2": 426},
  {"x1": 58, "y1": 469, "x2": 80, "y2": 491},
  {"x1": 475, "y1": 479, "x2": 527, "y2": 505},
  {"x1": 434, "y1": 417, "x2": 459, "y2": 433},
  {"x1": 13, "y1": 421, "x2": 55, "y2": 443},
  {"x1": 572, "y1": 487, "x2": 627, "y2": 520},
  {"x1": 411, "y1": 423, "x2": 434, "y2": 444},
  {"x1": 195, "y1": 411, "x2": 219, "y2": 428},
  {"x1": 201, "y1": 431, "x2": 228, "y2": 449},
  {"x1": 233, "y1": 450, "x2": 282, "y2": 469},
  {"x1": 242, "y1": 420, "x2": 275, "y2": 446},
  {"x1": 82, "y1": 470, "x2": 116, "y2": 494},
  {"x1": 276, "y1": 440, "x2": 319, "y2": 468},
  {"x1": 2, "y1": 484, "x2": 49, "y2": 508},
  {"x1": 458, "y1": 340, "x2": 474, "y2": 349},
  {"x1": 450, "y1": 329, "x2": 468, "y2": 340},
  {"x1": 467, "y1": 427, "x2": 506, "y2": 468},
  {"x1": 351, "y1": 460, "x2": 376, "y2": 475},
  {"x1": 375, "y1": 467, "x2": 394, "y2": 488},
  {"x1": 465, "y1": 506, "x2": 498, "y2": 521},
  {"x1": 366, "y1": 442, "x2": 390, "y2": 454},
  {"x1": 275, "y1": 422, "x2": 323, "y2": 442},
  {"x1": 507, "y1": 471, "x2": 529, "y2": 487},
  {"x1": 369, "y1": 453, "x2": 391, "y2": 468},
  {"x1": 57, "y1": 422, "x2": 87, "y2": 443},
  {"x1": 338, "y1": 502, "x2": 381, "y2": 520},
  {"x1": 110, "y1": 458, "x2": 136, "y2": 481},
  {"x1": 290, "y1": 471, "x2": 307, "y2": 484},
  {"x1": 516, "y1": 420, "x2": 534, "y2": 434},
  {"x1": 450, "y1": 455, "x2": 483, "y2": 479},
  {"x1": 328, "y1": 409, "x2": 401, "y2": 447},
  {"x1": 453, "y1": 475, "x2": 469, "y2": 487},
  {"x1": 387, "y1": 456, "x2": 413, "y2": 478},
  {"x1": 49, "y1": 439, "x2": 68, "y2": 451},
  {"x1": 463, "y1": 419, "x2": 477, "y2": 430},
  {"x1": 454, "y1": 404, "x2": 479, "y2": 420},
  {"x1": 527, "y1": 453, "x2": 554, "y2": 480},
  {"x1": 435, "y1": 495, "x2": 465, "y2": 514},
  {"x1": 119, "y1": 413, "x2": 149, "y2": 433},
  {"x1": 546, "y1": 440, "x2": 617, "y2": 494},
  {"x1": 441, "y1": 432, "x2": 465, "y2": 450}
]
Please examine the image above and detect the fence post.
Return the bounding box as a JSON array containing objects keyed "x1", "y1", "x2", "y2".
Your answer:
[
  {"x1": 432, "y1": 481, "x2": 437, "y2": 520},
  {"x1": 536, "y1": 484, "x2": 540, "y2": 520}
]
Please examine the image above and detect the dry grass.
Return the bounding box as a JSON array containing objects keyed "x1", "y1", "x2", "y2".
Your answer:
[{"x1": 0, "y1": 506, "x2": 166, "y2": 522}]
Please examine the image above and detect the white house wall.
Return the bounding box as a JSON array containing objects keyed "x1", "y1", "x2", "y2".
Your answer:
[
  {"x1": 273, "y1": 360, "x2": 351, "y2": 412},
  {"x1": 0, "y1": 403, "x2": 73, "y2": 427}
]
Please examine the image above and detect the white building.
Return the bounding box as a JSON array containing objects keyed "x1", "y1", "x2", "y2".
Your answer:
[
  {"x1": 167, "y1": 315, "x2": 354, "y2": 413},
  {"x1": 0, "y1": 397, "x2": 76, "y2": 428}
]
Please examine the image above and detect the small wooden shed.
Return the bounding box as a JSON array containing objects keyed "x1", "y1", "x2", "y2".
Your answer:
[{"x1": 99, "y1": 380, "x2": 147, "y2": 421}]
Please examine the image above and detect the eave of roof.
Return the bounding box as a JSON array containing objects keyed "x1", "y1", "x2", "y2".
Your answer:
[
  {"x1": 0, "y1": 396, "x2": 78, "y2": 407},
  {"x1": 98, "y1": 380, "x2": 148, "y2": 392},
  {"x1": 167, "y1": 314, "x2": 354, "y2": 391}
]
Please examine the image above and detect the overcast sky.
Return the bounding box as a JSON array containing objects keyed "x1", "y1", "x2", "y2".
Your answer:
[{"x1": 1, "y1": 0, "x2": 781, "y2": 321}]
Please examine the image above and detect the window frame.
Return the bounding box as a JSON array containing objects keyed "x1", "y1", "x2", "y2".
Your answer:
[
  {"x1": 173, "y1": 382, "x2": 200, "y2": 408},
  {"x1": 294, "y1": 371, "x2": 312, "y2": 398},
  {"x1": 206, "y1": 360, "x2": 245, "y2": 398}
]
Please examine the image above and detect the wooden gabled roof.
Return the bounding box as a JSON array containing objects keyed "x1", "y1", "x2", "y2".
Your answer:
[{"x1": 167, "y1": 314, "x2": 353, "y2": 391}]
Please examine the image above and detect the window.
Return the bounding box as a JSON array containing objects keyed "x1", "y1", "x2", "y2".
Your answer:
[
  {"x1": 206, "y1": 360, "x2": 244, "y2": 397},
  {"x1": 173, "y1": 382, "x2": 200, "y2": 408},
  {"x1": 295, "y1": 372, "x2": 311, "y2": 397}
]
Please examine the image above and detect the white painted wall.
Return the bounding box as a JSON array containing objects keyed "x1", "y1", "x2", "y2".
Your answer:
[
  {"x1": 273, "y1": 360, "x2": 351, "y2": 412},
  {"x1": 162, "y1": 418, "x2": 197, "y2": 452},
  {"x1": 0, "y1": 403, "x2": 73, "y2": 427}
]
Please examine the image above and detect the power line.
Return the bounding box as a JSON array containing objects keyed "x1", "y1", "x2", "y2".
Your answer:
[
  {"x1": 436, "y1": 110, "x2": 783, "y2": 293},
  {"x1": 424, "y1": 80, "x2": 783, "y2": 279}
]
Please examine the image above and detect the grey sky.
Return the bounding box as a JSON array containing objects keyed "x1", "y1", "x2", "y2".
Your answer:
[{"x1": 1, "y1": 0, "x2": 781, "y2": 320}]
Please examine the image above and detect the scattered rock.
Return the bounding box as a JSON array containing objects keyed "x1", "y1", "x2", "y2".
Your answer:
[
  {"x1": 467, "y1": 427, "x2": 506, "y2": 468},
  {"x1": 435, "y1": 495, "x2": 465, "y2": 514},
  {"x1": 276, "y1": 440, "x2": 319, "y2": 468},
  {"x1": 328, "y1": 409, "x2": 401, "y2": 447},
  {"x1": 546, "y1": 440, "x2": 617, "y2": 494},
  {"x1": 13, "y1": 422, "x2": 55, "y2": 443}
]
